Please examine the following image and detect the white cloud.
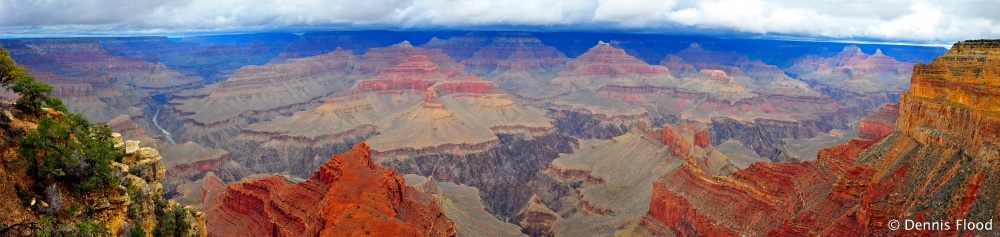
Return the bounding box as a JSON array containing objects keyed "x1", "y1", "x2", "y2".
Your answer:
[{"x1": 0, "y1": 0, "x2": 998, "y2": 43}]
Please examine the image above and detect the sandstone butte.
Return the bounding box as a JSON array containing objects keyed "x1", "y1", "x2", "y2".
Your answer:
[
  {"x1": 640, "y1": 39, "x2": 1000, "y2": 236},
  {"x1": 201, "y1": 142, "x2": 456, "y2": 237}
]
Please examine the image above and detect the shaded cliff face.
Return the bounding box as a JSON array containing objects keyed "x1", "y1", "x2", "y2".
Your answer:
[
  {"x1": 201, "y1": 142, "x2": 456, "y2": 237},
  {"x1": 641, "y1": 40, "x2": 1000, "y2": 236}
]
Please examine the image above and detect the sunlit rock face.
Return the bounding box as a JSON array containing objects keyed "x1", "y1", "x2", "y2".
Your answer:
[
  {"x1": 641, "y1": 40, "x2": 1000, "y2": 236},
  {"x1": 201, "y1": 142, "x2": 456, "y2": 237}
]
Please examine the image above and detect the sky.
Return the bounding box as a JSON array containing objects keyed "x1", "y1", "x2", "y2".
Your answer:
[{"x1": 1, "y1": 0, "x2": 998, "y2": 44}]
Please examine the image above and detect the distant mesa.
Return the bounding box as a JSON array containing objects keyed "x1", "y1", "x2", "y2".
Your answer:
[{"x1": 787, "y1": 45, "x2": 915, "y2": 94}]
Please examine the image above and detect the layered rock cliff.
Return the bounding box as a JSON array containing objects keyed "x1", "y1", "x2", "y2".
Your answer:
[
  {"x1": 201, "y1": 142, "x2": 456, "y2": 236},
  {"x1": 640, "y1": 39, "x2": 1000, "y2": 236}
]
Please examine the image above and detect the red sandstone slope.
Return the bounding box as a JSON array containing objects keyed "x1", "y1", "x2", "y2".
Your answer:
[
  {"x1": 202, "y1": 142, "x2": 456, "y2": 237},
  {"x1": 641, "y1": 40, "x2": 1000, "y2": 236}
]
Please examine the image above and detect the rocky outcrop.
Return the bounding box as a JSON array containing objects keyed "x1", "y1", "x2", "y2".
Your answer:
[
  {"x1": 201, "y1": 142, "x2": 456, "y2": 237},
  {"x1": 112, "y1": 134, "x2": 207, "y2": 236},
  {"x1": 640, "y1": 39, "x2": 1000, "y2": 236}
]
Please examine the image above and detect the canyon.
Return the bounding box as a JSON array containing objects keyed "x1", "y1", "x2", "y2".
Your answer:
[{"x1": 1, "y1": 31, "x2": 962, "y2": 236}]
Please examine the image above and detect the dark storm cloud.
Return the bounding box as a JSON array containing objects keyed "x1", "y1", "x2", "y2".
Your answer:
[{"x1": 0, "y1": 0, "x2": 997, "y2": 43}]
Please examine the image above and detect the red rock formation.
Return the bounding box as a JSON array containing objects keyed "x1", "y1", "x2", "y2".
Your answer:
[
  {"x1": 858, "y1": 104, "x2": 899, "y2": 140},
  {"x1": 202, "y1": 142, "x2": 456, "y2": 237}
]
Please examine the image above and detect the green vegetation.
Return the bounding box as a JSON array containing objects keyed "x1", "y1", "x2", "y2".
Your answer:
[
  {"x1": 0, "y1": 47, "x2": 25, "y2": 87},
  {"x1": 152, "y1": 200, "x2": 190, "y2": 237},
  {"x1": 130, "y1": 222, "x2": 145, "y2": 237},
  {"x1": 18, "y1": 114, "x2": 122, "y2": 192}
]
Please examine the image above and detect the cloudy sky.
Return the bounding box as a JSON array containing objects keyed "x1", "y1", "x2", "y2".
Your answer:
[{"x1": 1, "y1": 0, "x2": 998, "y2": 44}]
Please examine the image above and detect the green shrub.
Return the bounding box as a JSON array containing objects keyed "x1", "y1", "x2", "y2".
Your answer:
[
  {"x1": 19, "y1": 114, "x2": 122, "y2": 192},
  {"x1": 0, "y1": 47, "x2": 25, "y2": 87},
  {"x1": 153, "y1": 205, "x2": 190, "y2": 237},
  {"x1": 11, "y1": 75, "x2": 53, "y2": 115},
  {"x1": 130, "y1": 222, "x2": 145, "y2": 237}
]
